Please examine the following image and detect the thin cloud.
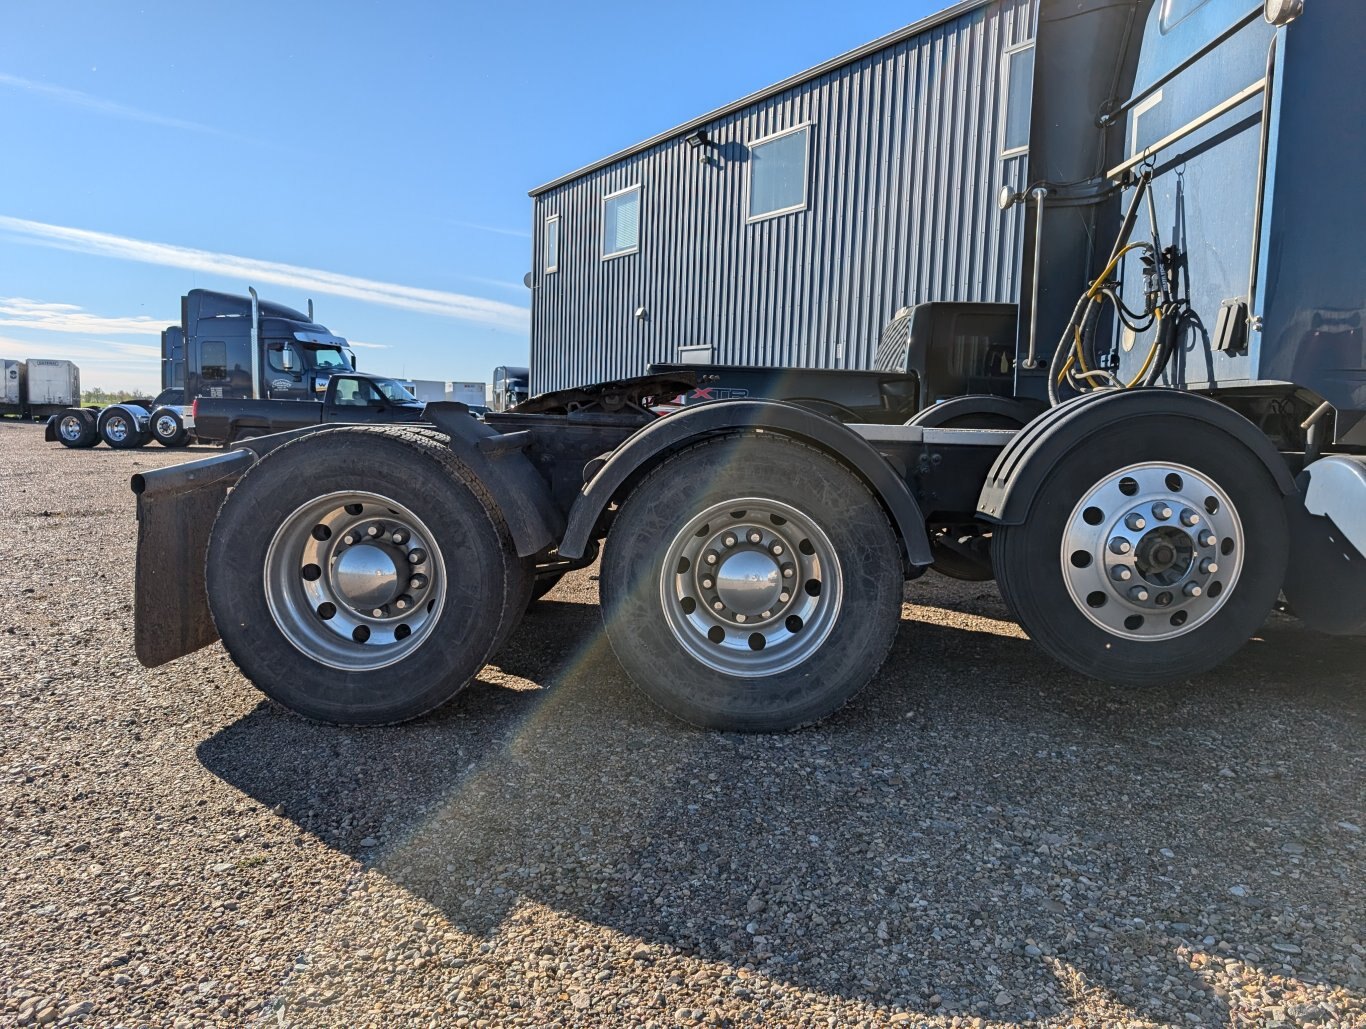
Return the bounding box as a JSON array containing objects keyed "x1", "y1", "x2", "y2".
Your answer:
[
  {"x1": 0, "y1": 71, "x2": 236, "y2": 138},
  {"x1": 452, "y1": 220, "x2": 532, "y2": 239},
  {"x1": 0, "y1": 297, "x2": 168, "y2": 336},
  {"x1": 0, "y1": 216, "x2": 530, "y2": 333},
  {"x1": 347, "y1": 340, "x2": 392, "y2": 350}
]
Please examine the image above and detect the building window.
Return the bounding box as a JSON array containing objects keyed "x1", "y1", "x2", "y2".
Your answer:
[
  {"x1": 602, "y1": 186, "x2": 640, "y2": 259},
  {"x1": 1001, "y1": 42, "x2": 1035, "y2": 156},
  {"x1": 748, "y1": 125, "x2": 809, "y2": 221},
  {"x1": 544, "y1": 215, "x2": 560, "y2": 273},
  {"x1": 201, "y1": 341, "x2": 227, "y2": 381}
]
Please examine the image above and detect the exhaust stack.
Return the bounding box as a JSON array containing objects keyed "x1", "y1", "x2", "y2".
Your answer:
[{"x1": 249, "y1": 287, "x2": 262, "y2": 400}]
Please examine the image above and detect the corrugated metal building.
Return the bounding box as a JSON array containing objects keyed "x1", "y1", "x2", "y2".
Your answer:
[{"x1": 528, "y1": 0, "x2": 1038, "y2": 395}]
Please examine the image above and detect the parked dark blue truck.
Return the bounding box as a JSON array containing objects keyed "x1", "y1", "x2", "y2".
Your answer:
[{"x1": 133, "y1": 0, "x2": 1363, "y2": 732}]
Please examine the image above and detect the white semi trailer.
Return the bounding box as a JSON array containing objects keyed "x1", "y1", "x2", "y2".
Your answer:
[{"x1": 0, "y1": 359, "x2": 81, "y2": 420}]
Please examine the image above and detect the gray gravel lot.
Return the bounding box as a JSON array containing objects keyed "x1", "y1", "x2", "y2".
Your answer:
[{"x1": 1, "y1": 419, "x2": 1363, "y2": 1028}]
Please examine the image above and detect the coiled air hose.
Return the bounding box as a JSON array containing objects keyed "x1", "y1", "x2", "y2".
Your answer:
[{"x1": 1046, "y1": 168, "x2": 1181, "y2": 406}]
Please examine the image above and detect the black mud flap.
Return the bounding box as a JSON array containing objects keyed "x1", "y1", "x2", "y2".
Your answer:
[{"x1": 130, "y1": 449, "x2": 256, "y2": 666}]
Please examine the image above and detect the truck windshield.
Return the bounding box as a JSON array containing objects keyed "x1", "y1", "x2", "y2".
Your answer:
[
  {"x1": 303, "y1": 345, "x2": 352, "y2": 370},
  {"x1": 369, "y1": 378, "x2": 421, "y2": 404}
]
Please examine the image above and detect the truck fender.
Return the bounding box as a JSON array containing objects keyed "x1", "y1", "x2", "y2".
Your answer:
[
  {"x1": 422, "y1": 403, "x2": 563, "y2": 559},
  {"x1": 557, "y1": 399, "x2": 933, "y2": 566},
  {"x1": 977, "y1": 389, "x2": 1297, "y2": 525},
  {"x1": 105, "y1": 402, "x2": 152, "y2": 430}
]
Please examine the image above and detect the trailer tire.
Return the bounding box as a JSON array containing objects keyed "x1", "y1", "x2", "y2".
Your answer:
[
  {"x1": 601, "y1": 433, "x2": 903, "y2": 731},
  {"x1": 151, "y1": 408, "x2": 190, "y2": 447},
  {"x1": 992, "y1": 419, "x2": 1288, "y2": 685},
  {"x1": 206, "y1": 425, "x2": 531, "y2": 725},
  {"x1": 97, "y1": 408, "x2": 143, "y2": 449},
  {"x1": 54, "y1": 408, "x2": 98, "y2": 448}
]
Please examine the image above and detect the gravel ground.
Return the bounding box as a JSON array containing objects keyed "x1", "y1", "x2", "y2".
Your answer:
[{"x1": 1, "y1": 419, "x2": 1363, "y2": 1029}]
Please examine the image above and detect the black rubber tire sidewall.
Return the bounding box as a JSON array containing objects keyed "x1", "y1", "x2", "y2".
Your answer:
[
  {"x1": 206, "y1": 426, "x2": 528, "y2": 724},
  {"x1": 993, "y1": 419, "x2": 1288, "y2": 685},
  {"x1": 97, "y1": 409, "x2": 141, "y2": 449},
  {"x1": 56, "y1": 409, "x2": 98, "y2": 448},
  {"x1": 601, "y1": 434, "x2": 904, "y2": 731}
]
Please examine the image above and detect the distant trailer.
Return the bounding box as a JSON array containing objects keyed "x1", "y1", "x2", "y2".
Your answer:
[
  {"x1": 445, "y1": 381, "x2": 486, "y2": 407},
  {"x1": 1, "y1": 360, "x2": 22, "y2": 417},
  {"x1": 19, "y1": 359, "x2": 81, "y2": 420},
  {"x1": 407, "y1": 379, "x2": 449, "y2": 403}
]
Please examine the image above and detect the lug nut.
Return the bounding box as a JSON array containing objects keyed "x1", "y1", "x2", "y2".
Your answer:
[
  {"x1": 771, "y1": 543, "x2": 785, "y2": 556},
  {"x1": 1183, "y1": 582, "x2": 1202, "y2": 598},
  {"x1": 779, "y1": 592, "x2": 791, "y2": 603},
  {"x1": 342, "y1": 533, "x2": 357, "y2": 546},
  {"x1": 701, "y1": 576, "x2": 714, "y2": 589},
  {"x1": 712, "y1": 600, "x2": 724, "y2": 611},
  {"x1": 407, "y1": 548, "x2": 427, "y2": 565},
  {"x1": 409, "y1": 574, "x2": 428, "y2": 590},
  {"x1": 735, "y1": 613, "x2": 747, "y2": 623},
  {"x1": 705, "y1": 552, "x2": 718, "y2": 565},
  {"x1": 1125, "y1": 513, "x2": 1147, "y2": 532},
  {"x1": 1179, "y1": 509, "x2": 1201, "y2": 527},
  {"x1": 1198, "y1": 530, "x2": 1216, "y2": 548},
  {"x1": 1111, "y1": 566, "x2": 1132, "y2": 582},
  {"x1": 1129, "y1": 585, "x2": 1150, "y2": 602},
  {"x1": 782, "y1": 566, "x2": 794, "y2": 578},
  {"x1": 371, "y1": 606, "x2": 387, "y2": 617},
  {"x1": 748, "y1": 531, "x2": 762, "y2": 544},
  {"x1": 365, "y1": 524, "x2": 384, "y2": 538},
  {"x1": 391, "y1": 528, "x2": 410, "y2": 545},
  {"x1": 760, "y1": 610, "x2": 772, "y2": 619},
  {"x1": 723, "y1": 534, "x2": 737, "y2": 548},
  {"x1": 395, "y1": 594, "x2": 413, "y2": 611},
  {"x1": 1151, "y1": 503, "x2": 1173, "y2": 521},
  {"x1": 1109, "y1": 538, "x2": 1132, "y2": 555},
  {"x1": 1199, "y1": 559, "x2": 1218, "y2": 575}
]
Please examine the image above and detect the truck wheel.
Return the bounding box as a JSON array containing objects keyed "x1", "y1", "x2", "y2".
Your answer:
[
  {"x1": 206, "y1": 425, "x2": 531, "y2": 724},
  {"x1": 992, "y1": 421, "x2": 1288, "y2": 685},
  {"x1": 97, "y1": 408, "x2": 142, "y2": 449},
  {"x1": 601, "y1": 433, "x2": 904, "y2": 731},
  {"x1": 151, "y1": 408, "x2": 189, "y2": 447},
  {"x1": 55, "y1": 408, "x2": 98, "y2": 448}
]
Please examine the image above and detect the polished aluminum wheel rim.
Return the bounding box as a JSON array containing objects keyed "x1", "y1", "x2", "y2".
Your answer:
[
  {"x1": 660, "y1": 497, "x2": 843, "y2": 677},
  {"x1": 264, "y1": 490, "x2": 446, "y2": 670},
  {"x1": 59, "y1": 415, "x2": 84, "y2": 441},
  {"x1": 155, "y1": 413, "x2": 178, "y2": 438},
  {"x1": 104, "y1": 414, "x2": 130, "y2": 442},
  {"x1": 1061, "y1": 462, "x2": 1243, "y2": 641}
]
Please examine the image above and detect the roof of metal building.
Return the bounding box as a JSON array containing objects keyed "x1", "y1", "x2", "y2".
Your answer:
[{"x1": 529, "y1": 0, "x2": 990, "y2": 197}]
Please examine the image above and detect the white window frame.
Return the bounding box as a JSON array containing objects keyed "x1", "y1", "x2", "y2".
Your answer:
[
  {"x1": 544, "y1": 214, "x2": 560, "y2": 274},
  {"x1": 601, "y1": 184, "x2": 641, "y2": 261},
  {"x1": 745, "y1": 122, "x2": 812, "y2": 225},
  {"x1": 999, "y1": 40, "x2": 1035, "y2": 159}
]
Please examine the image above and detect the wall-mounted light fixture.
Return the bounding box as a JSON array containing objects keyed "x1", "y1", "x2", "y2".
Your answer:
[{"x1": 684, "y1": 128, "x2": 715, "y2": 164}]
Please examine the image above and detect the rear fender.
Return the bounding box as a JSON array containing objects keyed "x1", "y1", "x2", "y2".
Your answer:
[
  {"x1": 977, "y1": 389, "x2": 1297, "y2": 524},
  {"x1": 557, "y1": 399, "x2": 933, "y2": 566}
]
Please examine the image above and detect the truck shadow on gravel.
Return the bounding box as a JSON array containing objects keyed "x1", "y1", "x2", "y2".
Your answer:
[{"x1": 197, "y1": 594, "x2": 1365, "y2": 1024}]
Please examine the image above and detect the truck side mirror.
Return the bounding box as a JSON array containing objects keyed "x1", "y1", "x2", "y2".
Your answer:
[{"x1": 281, "y1": 348, "x2": 297, "y2": 372}]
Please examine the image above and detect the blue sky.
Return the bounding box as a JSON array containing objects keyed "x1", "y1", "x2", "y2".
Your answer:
[{"x1": 1, "y1": 1, "x2": 939, "y2": 391}]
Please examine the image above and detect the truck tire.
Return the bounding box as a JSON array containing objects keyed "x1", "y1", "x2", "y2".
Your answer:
[
  {"x1": 151, "y1": 408, "x2": 189, "y2": 447},
  {"x1": 54, "y1": 408, "x2": 98, "y2": 448},
  {"x1": 992, "y1": 419, "x2": 1288, "y2": 685},
  {"x1": 205, "y1": 425, "x2": 531, "y2": 724},
  {"x1": 97, "y1": 407, "x2": 143, "y2": 449},
  {"x1": 600, "y1": 433, "x2": 904, "y2": 731}
]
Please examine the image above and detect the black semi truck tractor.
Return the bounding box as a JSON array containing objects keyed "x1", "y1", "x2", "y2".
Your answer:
[{"x1": 132, "y1": 0, "x2": 1364, "y2": 731}]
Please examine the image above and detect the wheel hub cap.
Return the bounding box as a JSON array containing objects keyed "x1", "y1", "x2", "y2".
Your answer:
[
  {"x1": 156, "y1": 415, "x2": 177, "y2": 436},
  {"x1": 333, "y1": 544, "x2": 406, "y2": 608},
  {"x1": 107, "y1": 417, "x2": 127, "y2": 441},
  {"x1": 1062, "y1": 462, "x2": 1243, "y2": 641},
  {"x1": 715, "y1": 550, "x2": 782, "y2": 615},
  {"x1": 60, "y1": 416, "x2": 82, "y2": 440}
]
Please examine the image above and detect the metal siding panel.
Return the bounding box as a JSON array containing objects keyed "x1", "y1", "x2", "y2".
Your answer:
[{"x1": 531, "y1": 0, "x2": 1036, "y2": 395}]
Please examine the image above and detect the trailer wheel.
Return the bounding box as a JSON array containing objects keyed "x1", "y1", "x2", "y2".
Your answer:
[
  {"x1": 601, "y1": 433, "x2": 903, "y2": 731},
  {"x1": 206, "y1": 425, "x2": 530, "y2": 724},
  {"x1": 55, "y1": 408, "x2": 98, "y2": 448},
  {"x1": 151, "y1": 408, "x2": 189, "y2": 447},
  {"x1": 97, "y1": 408, "x2": 142, "y2": 449},
  {"x1": 992, "y1": 420, "x2": 1288, "y2": 685}
]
